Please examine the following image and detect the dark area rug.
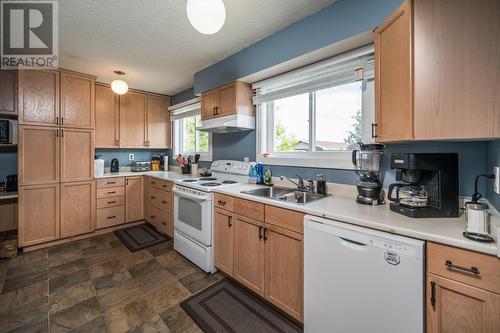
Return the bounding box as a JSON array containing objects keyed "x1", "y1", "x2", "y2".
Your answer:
[
  {"x1": 114, "y1": 223, "x2": 170, "y2": 252},
  {"x1": 181, "y1": 279, "x2": 302, "y2": 333}
]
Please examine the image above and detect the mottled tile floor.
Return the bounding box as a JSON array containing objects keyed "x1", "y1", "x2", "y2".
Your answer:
[{"x1": 0, "y1": 231, "x2": 223, "y2": 332}]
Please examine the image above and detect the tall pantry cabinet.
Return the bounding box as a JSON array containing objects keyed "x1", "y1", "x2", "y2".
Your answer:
[{"x1": 18, "y1": 69, "x2": 96, "y2": 247}]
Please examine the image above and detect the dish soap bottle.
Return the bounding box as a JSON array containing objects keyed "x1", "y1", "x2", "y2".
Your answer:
[
  {"x1": 249, "y1": 164, "x2": 258, "y2": 184},
  {"x1": 264, "y1": 169, "x2": 272, "y2": 186}
]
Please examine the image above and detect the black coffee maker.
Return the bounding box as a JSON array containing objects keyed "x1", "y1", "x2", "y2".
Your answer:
[{"x1": 388, "y1": 153, "x2": 459, "y2": 218}]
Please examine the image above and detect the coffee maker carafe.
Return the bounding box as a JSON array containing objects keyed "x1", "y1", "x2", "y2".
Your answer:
[
  {"x1": 352, "y1": 143, "x2": 386, "y2": 205},
  {"x1": 388, "y1": 153, "x2": 459, "y2": 218}
]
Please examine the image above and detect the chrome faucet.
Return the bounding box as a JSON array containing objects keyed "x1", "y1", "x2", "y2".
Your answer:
[{"x1": 280, "y1": 175, "x2": 307, "y2": 191}]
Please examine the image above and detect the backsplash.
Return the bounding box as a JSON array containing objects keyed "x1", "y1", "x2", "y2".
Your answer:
[
  {"x1": 0, "y1": 150, "x2": 17, "y2": 188},
  {"x1": 486, "y1": 140, "x2": 500, "y2": 210},
  {"x1": 95, "y1": 149, "x2": 171, "y2": 169}
]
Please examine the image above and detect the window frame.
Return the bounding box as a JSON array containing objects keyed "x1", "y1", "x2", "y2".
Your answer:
[{"x1": 256, "y1": 73, "x2": 374, "y2": 170}]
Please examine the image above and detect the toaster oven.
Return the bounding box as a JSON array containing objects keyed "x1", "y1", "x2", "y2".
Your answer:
[{"x1": 0, "y1": 119, "x2": 17, "y2": 144}]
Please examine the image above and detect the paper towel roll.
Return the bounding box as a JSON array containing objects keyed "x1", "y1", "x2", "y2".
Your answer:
[
  {"x1": 164, "y1": 156, "x2": 169, "y2": 171},
  {"x1": 94, "y1": 159, "x2": 104, "y2": 177}
]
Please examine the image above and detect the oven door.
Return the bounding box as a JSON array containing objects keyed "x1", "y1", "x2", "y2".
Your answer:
[{"x1": 173, "y1": 186, "x2": 212, "y2": 246}]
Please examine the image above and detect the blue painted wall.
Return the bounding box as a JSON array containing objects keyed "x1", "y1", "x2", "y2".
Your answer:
[
  {"x1": 171, "y1": 87, "x2": 196, "y2": 105},
  {"x1": 486, "y1": 140, "x2": 500, "y2": 210},
  {"x1": 193, "y1": 0, "x2": 404, "y2": 93},
  {"x1": 95, "y1": 149, "x2": 170, "y2": 169},
  {"x1": 0, "y1": 150, "x2": 17, "y2": 189}
]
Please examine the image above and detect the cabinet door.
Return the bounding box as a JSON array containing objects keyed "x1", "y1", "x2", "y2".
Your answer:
[
  {"x1": 126, "y1": 177, "x2": 144, "y2": 222},
  {"x1": 60, "y1": 181, "x2": 95, "y2": 237},
  {"x1": 18, "y1": 70, "x2": 59, "y2": 126},
  {"x1": 0, "y1": 201, "x2": 17, "y2": 232},
  {"x1": 0, "y1": 69, "x2": 17, "y2": 115},
  {"x1": 414, "y1": 0, "x2": 500, "y2": 139},
  {"x1": 214, "y1": 208, "x2": 234, "y2": 276},
  {"x1": 218, "y1": 83, "x2": 236, "y2": 117},
  {"x1": 234, "y1": 214, "x2": 265, "y2": 296},
  {"x1": 144, "y1": 177, "x2": 150, "y2": 223},
  {"x1": 147, "y1": 95, "x2": 171, "y2": 148},
  {"x1": 18, "y1": 126, "x2": 59, "y2": 185},
  {"x1": 18, "y1": 184, "x2": 59, "y2": 246},
  {"x1": 60, "y1": 128, "x2": 94, "y2": 182},
  {"x1": 374, "y1": 0, "x2": 413, "y2": 141},
  {"x1": 264, "y1": 225, "x2": 303, "y2": 322},
  {"x1": 201, "y1": 89, "x2": 218, "y2": 120},
  {"x1": 426, "y1": 273, "x2": 500, "y2": 333},
  {"x1": 120, "y1": 92, "x2": 147, "y2": 148},
  {"x1": 95, "y1": 84, "x2": 119, "y2": 147},
  {"x1": 60, "y1": 72, "x2": 95, "y2": 129}
]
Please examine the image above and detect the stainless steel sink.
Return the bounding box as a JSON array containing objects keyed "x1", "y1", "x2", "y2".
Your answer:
[{"x1": 241, "y1": 186, "x2": 328, "y2": 205}]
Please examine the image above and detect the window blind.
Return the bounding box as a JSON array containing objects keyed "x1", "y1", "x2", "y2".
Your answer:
[
  {"x1": 252, "y1": 45, "x2": 374, "y2": 105},
  {"x1": 168, "y1": 97, "x2": 201, "y2": 121}
]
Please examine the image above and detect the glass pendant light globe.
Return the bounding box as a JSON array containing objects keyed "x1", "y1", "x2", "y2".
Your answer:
[
  {"x1": 111, "y1": 79, "x2": 128, "y2": 95},
  {"x1": 186, "y1": 0, "x2": 226, "y2": 35}
]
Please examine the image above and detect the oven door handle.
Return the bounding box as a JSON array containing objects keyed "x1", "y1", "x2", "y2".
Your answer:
[{"x1": 172, "y1": 188, "x2": 209, "y2": 202}]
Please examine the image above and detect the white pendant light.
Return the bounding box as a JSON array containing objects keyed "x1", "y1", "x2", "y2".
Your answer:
[
  {"x1": 111, "y1": 70, "x2": 128, "y2": 95},
  {"x1": 186, "y1": 0, "x2": 226, "y2": 35}
]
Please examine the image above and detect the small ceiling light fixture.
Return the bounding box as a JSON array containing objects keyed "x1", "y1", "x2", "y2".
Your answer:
[
  {"x1": 111, "y1": 70, "x2": 128, "y2": 95},
  {"x1": 186, "y1": 0, "x2": 226, "y2": 35}
]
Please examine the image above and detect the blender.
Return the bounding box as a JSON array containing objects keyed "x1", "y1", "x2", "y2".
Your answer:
[{"x1": 352, "y1": 143, "x2": 386, "y2": 205}]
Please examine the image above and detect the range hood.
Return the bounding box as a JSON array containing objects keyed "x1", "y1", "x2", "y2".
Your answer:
[{"x1": 196, "y1": 114, "x2": 255, "y2": 133}]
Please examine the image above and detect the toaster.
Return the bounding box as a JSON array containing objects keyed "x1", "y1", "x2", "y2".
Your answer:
[{"x1": 131, "y1": 161, "x2": 151, "y2": 172}]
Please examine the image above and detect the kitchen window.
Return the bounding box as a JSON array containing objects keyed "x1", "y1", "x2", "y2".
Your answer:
[
  {"x1": 254, "y1": 45, "x2": 375, "y2": 169},
  {"x1": 170, "y1": 98, "x2": 212, "y2": 161}
]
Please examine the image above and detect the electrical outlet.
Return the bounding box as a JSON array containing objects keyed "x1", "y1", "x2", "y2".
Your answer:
[
  {"x1": 128, "y1": 154, "x2": 134, "y2": 161},
  {"x1": 494, "y1": 166, "x2": 499, "y2": 195}
]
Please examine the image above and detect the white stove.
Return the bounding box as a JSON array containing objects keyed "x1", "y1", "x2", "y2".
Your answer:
[{"x1": 173, "y1": 160, "x2": 253, "y2": 273}]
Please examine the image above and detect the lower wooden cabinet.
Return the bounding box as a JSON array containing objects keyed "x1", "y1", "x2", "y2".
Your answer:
[
  {"x1": 214, "y1": 208, "x2": 234, "y2": 276},
  {"x1": 264, "y1": 225, "x2": 303, "y2": 321},
  {"x1": 0, "y1": 200, "x2": 17, "y2": 232},
  {"x1": 60, "y1": 181, "x2": 95, "y2": 237},
  {"x1": 234, "y1": 214, "x2": 265, "y2": 296},
  {"x1": 426, "y1": 273, "x2": 500, "y2": 333},
  {"x1": 125, "y1": 177, "x2": 143, "y2": 222},
  {"x1": 18, "y1": 184, "x2": 60, "y2": 246},
  {"x1": 97, "y1": 206, "x2": 125, "y2": 229},
  {"x1": 144, "y1": 177, "x2": 173, "y2": 237}
]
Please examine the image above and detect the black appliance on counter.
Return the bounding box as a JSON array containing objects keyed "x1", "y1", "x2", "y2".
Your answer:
[
  {"x1": 110, "y1": 158, "x2": 119, "y2": 173},
  {"x1": 352, "y1": 143, "x2": 386, "y2": 205},
  {"x1": 6, "y1": 174, "x2": 17, "y2": 192},
  {"x1": 388, "y1": 153, "x2": 459, "y2": 218}
]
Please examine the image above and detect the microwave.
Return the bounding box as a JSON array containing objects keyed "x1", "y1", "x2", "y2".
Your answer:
[{"x1": 0, "y1": 119, "x2": 17, "y2": 144}]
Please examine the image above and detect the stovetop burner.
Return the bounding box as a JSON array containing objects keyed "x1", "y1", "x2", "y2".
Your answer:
[
  {"x1": 182, "y1": 179, "x2": 198, "y2": 183},
  {"x1": 200, "y1": 182, "x2": 222, "y2": 187},
  {"x1": 199, "y1": 177, "x2": 217, "y2": 181},
  {"x1": 221, "y1": 180, "x2": 237, "y2": 184}
]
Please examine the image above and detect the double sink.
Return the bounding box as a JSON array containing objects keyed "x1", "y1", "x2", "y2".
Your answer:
[{"x1": 241, "y1": 186, "x2": 328, "y2": 205}]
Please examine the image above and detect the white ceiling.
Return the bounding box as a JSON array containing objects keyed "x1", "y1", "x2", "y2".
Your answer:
[{"x1": 59, "y1": 0, "x2": 336, "y2": 96}]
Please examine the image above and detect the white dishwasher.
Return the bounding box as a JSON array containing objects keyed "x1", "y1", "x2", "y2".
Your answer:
[{"x1": 304, "y1": 215, "x2": 424, "y2": 333}]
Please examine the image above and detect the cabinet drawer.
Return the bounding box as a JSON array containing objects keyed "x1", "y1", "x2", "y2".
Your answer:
[
  {"x1": 427, "y1": 242, "x2": 500, "y2": 294},
  {"x1": 149, "y1": 187, "x2": 170, "y2": 212},
  {"x1": 148, "y1": 178, "x2": 172, "y2": 191},
  {"x1": 97, "y1": 196, "x2": 125, "y2": 209},
  {"x1": 265, "y1": 205, "x2": 305, "y2": 235},
  {"x1": 148, "y1": 206, "x2": 169, "y2": 234},
  {"x1": 234, "y1": 197, "x2": 264, "y2": 221},
  {"x1": 97, "y1": 206, "x2": 125, "y2": 229},
  {"x1": 215, "y1": 194, "x2": 233, "y2": 211},
  {"x1": 97, "y1": 186, "x2": 125, "y2": 199},
  {"x1": 97, "y1": 178, "x2": 125, "y2": 189}
]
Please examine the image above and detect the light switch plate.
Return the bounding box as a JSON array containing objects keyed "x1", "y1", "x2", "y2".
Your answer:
[
  {"x1": 129, "y1": 154, "x2": 134, "y2": 161},
  {"x1": 494, "y1": 167, "x2": 499, "y2": 194}
]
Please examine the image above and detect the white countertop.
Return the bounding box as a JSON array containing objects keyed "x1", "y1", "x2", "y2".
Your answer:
[
  {"x1": 213, "y1": 183, "x2": 500, "y2": 257},
  {"x1": 94, "y1": 170, "x2": 197, "y2": 182}
]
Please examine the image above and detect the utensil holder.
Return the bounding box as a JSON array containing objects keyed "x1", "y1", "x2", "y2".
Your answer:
[{"x1": 181, "y1": 166, "x2": 191, "y2": 174}]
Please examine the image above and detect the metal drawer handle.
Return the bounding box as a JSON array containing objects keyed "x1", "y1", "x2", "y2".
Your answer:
[
  {"x1": 151, "y1": 196, "x2": 156, "y2": 199},
  {"x1": 258, "y1": 226, "x2": 263, "y2": 239},
  {"x1": 162, "y1": 222, "x2": 167, "y2": 226},
  {"x1": 263, "y1": 227, "x2": 268, "y2": 241},
  {"x1": 162, "y1": 184, "x2": 167, "y2": 188},
  {"x1": 150, "y1": 215, "x2": 155, "y2": 219},
  {"x1": 107, "y1": 201, "x2": 116, "y2": 204},
  {"x1": 107, "y1": 181, "x2": 116, "y2": 184},
  {"x1": 218, "y1": 200, "x2": 226, "y2": 206},
  {"x1": 151, "y1": 181, "x2": 156, "y2": 184},
  {"x1": 162, "y1": 200, "x2": 167, "y2": 204},
  {"x1": 107, "y1": 191, "x2": 116, "y2": 194},
  {"x1": 107, "y1": 215, "x2": 116, "y2": 219},
  {"x1": 430, "y1": 281, "x2": 436, "y2": 309},
  {"x1": 445, "y1": 260, "x2": 480, "y2": 275}
]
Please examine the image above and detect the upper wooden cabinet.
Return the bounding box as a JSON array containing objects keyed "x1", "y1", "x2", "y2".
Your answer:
[
  {"x1": 95, "y1": 85, "x2": 171, "y2": 149},
  {"x1": 0, "y1": 69, "x2": 17, "y2": 115},
  {"x1": 60, "y1": 71, "x2": 95, "y2": 129},
  {"x1": 200, "y1": 81, "x2": 254, "y2": 120},
  {"x1": 375, "y1": 0, "x2": 500, "y2": 141},
  {"x1": 147, "y1": 95, "x2": 171, "y2": 148},
  {"x1": 60, "y1": 128, "x2": 94, "y2": 182},
  {"x1": 95, "y1": 84, "x2": 119, "y2": 147},
  {"x1": 374, "y1": 0, "x2": 413, "y2": 141},
  {"x1": 18, "y1": 70, "x2": 59, "y2": 127}
]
